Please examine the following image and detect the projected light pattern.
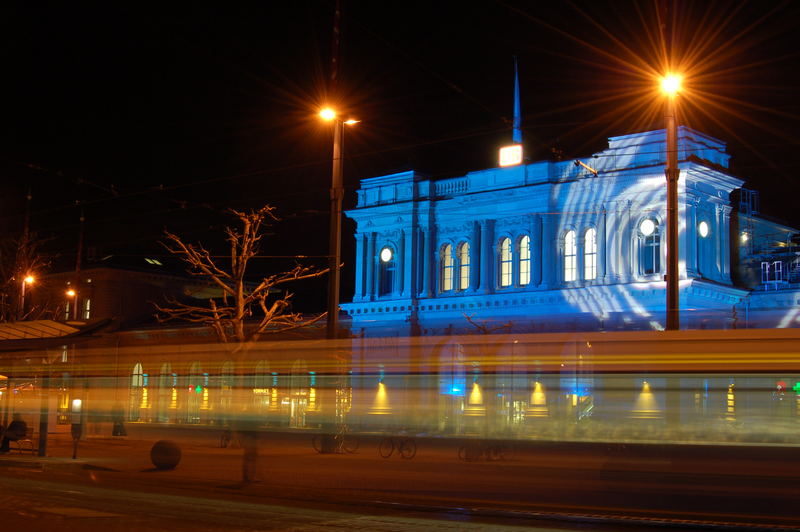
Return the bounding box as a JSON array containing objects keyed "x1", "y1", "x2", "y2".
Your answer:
[{"x1": 340, "y1": 126, "x2": 796, "y2": 337}]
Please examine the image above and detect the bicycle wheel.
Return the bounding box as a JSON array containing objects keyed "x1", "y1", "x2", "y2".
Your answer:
[
  {"x1": 378, "y1": 437, "x2": 394, "y2": 458},
  {"x1": 343, "y1": 435, "x2": 359, "y2": 453},
  {"x1": 399, "y1": 438, "x2": 417, "y2": 459},
  {"x1": 457, "y1": 444, "x2": 468, "y2": 461},
  {"x1": 312, "y1": 434, "x2": 323, "y2": 453},
  {"x1": 487, "y1": 445, "x2": 503, "y2": 461},
  {"x1": 459, "y1": 443, "x2": 481, "y2": 462}
]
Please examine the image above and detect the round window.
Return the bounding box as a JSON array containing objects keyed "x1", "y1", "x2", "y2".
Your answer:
[
  {"x1": 639, "y1": 219, "x2": 656, "y2": 236},
  {"x1": 380, "y1": 247, "x2": 393, "y2": 263},
  {"x1": 698, "y1": 221, "x2": 709, "y2": 238}
]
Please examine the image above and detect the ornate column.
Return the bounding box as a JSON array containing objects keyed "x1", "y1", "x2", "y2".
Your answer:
[
  {"x1": 366, "y1": 232, "x2": 376, "y2": 301},
  {"x1": 532, "y1": 214, "x2": 542, "y2": 286},
  {"x1": 598, "y1": 206, "x2": 607, "y2": 282},
  {"x1": 399, "y1": 228, "x2": 408, "y2": 297},
  {"x1": 421, "y1": 227, "x2": 433, "y2": 298},
  {"x1": 715, "y1": 205, "x2": 724, "y2": 281},
  {"x1": 354, "y1": 233, "x2": 366, "y2": 301},
  {"x1": 479, "y1": 219, "x2": 494, "y2": 294},
  {"x1": 685, "y1": 195, "x2": 699, "y2": 278},
  {"x1": 721, "y1": 205, "x2": 732, "y2": 281},
  {"x1": 541, "y1": 214, "x2": 554, "y2": 288},
  {"x1": 470, "y1": 220, "x2": 481, "y2": 292}
]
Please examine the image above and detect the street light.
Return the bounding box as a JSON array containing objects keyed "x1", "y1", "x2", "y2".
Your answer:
[
  {"x1": 66, "y1": 288, "x2": 77, "y2": 320},
  {"x1": 320, "y1": 107, "x2": 358, "y2": 339},
  {"x1": 661, "y1": 73, "x2": 682, "y2": 330},
  {"x1": 19, "y1": 275, "x2": 34, "y2": 319}
]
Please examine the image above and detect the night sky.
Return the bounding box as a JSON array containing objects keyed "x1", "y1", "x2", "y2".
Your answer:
[{"x1": 2, "y1": 1, "x2": 798, "y2": 312}]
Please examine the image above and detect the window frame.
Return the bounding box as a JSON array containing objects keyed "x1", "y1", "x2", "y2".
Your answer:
[
  {"x1": 564, "y1": 230, "x2": 577, "y2": 282},
  {"x1": 457, "y1": 241, "x2": 470, "y2": 291},
  {"x1": 439, "y1": 243, "x2": 455, "y2": 292},
  {"x1": 518, "y1": 235, "x2": 531, "y2": 286},
  {"x1": 498, "y1": 237, "x2": 513, "y2": 287},
  {"x1": 583, "y1": 227, "x2": 597, "y2": 281},
  {"x1": 638, "y1": 218, "x2": 661, "y2": 276}
]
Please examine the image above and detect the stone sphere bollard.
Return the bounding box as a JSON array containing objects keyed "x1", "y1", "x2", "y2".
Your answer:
[{"x1": 151, "y1": 440, "x2": 181, "y2": 470}]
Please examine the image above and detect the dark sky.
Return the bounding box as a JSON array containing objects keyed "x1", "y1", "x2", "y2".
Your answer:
[{"x1": 2, "y1": 1, "x2": 798, "y2": 311}]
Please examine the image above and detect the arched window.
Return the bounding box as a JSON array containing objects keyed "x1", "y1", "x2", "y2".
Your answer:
[
  {"x1": 129, "y1": 362, "x2": 148, "y2": 422},
  {"x1": 564, "y1": 230, "x2": 577, "y2": 282},
  {"x1": 518, "y1": 235, "x2": 531, "y2": 286},
  {"x1": 639, "y1": 218, "x2": 661, "y2": 275},
  {"x1": 219, "y1": 361, "x2": 234, "y2": 422},
  {"x1": 584, "y1": 228, "x2": 597, "y2": 281},
  {"x1": 498, "y1": 237, "x2": 512, "y2": 287},
  {"x1": 156, "y1": 363, "x2": 172, "y2": 423},
  {"x1": 253, "y1": 360, "x2": 270, "y2": 413},
  {"x1": 378, "y1": 246, "x2": 395, "y2": 296},
  {"x1": 187, "y1": 362, "x2": 204, "y2": 424},
  {"x1": 457, "y1": 242, "x2": 470, "y2": 290},
  {"x1": 440, "y1": 244, "x2": 454, "y2": 292}
]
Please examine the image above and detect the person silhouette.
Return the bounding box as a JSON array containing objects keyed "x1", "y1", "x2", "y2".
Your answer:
[{"x1": 1, "y1": 414, "x2": 27, "y2": 453}]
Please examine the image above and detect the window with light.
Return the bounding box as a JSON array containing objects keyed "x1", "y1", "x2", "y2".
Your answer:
[
  {"x1": 564, "y1": 230, "x2": 577, "y2": 282},
  {"x1": 639, "y1": 218, "x2": 661, "y2": 275},
  {"x1": 584, "y1": 228, "x2": 597, "y2": 281},
  {"x1": 457, "y1": 242, "x2": 470, "y2": 290},
  {"x1": 498, "y1": 237, "x2": 512, "y2": 287},
  {"x1": 440, "y1": 244, "x2": 454, "y2": 292},
  {"x1": 518, "y1": 235, "x2": 531, "y2": 286},
  {"x1": 379, "y1": 246, "x2": 395, "y2": 296}
]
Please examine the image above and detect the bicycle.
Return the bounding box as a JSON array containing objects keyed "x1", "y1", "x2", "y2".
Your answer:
[
  {"x1": 312, "y1": 425, "x2": 359, "y2": 454},
  {"x1": 378, "y1": 436, "x2": 417, "y2": 459},
  {"x1": 220, "y1": 428, "x2": 240, "y2": 448},
  {"x1": 457, "y1": 440, "x2": 510, "y2": 462}
]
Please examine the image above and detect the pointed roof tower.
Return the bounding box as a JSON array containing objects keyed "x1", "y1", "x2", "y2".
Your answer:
[{"x1": 513, "y1": 56, "x2": 522, "y2": 144}]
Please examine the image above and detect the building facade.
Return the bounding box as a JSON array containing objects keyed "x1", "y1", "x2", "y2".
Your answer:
[{"x1": 343, "y1": 127, "x2": 800, "y2": 336}]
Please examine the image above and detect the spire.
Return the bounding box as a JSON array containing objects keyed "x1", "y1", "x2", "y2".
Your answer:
[{"x1": 512, "y1": 56, "x2": 522, "y2": 144}]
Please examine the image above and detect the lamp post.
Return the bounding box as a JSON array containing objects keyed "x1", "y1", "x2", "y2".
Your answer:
[
  {"x1": 661, "y1": 74, "x2": 681, "y2": 331},
  {"x1": 320, "y1": 108, "x2": 358, "y2": 339},
  {"x1": 66, "y1": 288, "x2": 77, "y2": 320},
  {"x1": 19, "y1": 275, "x2": 34, "y2": 319}
]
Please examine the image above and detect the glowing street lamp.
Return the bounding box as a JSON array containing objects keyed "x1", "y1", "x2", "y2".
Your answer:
[
  {"x1": 320, "y1": 106, "x2": 359, "y2": 339},
  {"x1": 18, "y1": 274, "x2": 35, "y2": 319},
  {"x1": 661, "y1": 73, "x2": 682, "y2": 330}
]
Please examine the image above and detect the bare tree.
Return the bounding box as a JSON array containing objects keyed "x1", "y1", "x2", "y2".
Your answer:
[
  {"x1": 463, "y1": 313, "x2": 512, "y2": 334},
  {"x1": 0, "y1": 234, "x2": 52, "y2": 322},
  {"x1": 155, "y1": 205, "x2": 327, "y2": 344}
]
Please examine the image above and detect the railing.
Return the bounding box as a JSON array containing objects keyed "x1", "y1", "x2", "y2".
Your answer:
[{"x1": 435, "y1": 178, "x2": 468, "y2": 196}]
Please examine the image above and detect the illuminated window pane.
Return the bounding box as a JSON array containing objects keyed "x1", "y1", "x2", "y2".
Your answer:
[
  {"x1": 584, "y1": 228, "x2": 597, "y2": 281},
  {"x1": 440, "y1": 244, "x2": 454, "y2": 292},
  {"x1": 129, "y1": 362, "x2": 144, "y2": 422},
  {"x1": 518, "y1": 235, "x2": 531, "y2": 286},
  {"x1": 379, "y1": 247, "x2": 395, "y2": 296},
  {"x1": 640, "y1": 220, "x2": 661, "y2": 275},
  {"x1": 564, "y1": 230, "x2": 577, "y2": 282},
  {"x1": 499, "y1": 238, "x2": 512, "y2": 287},
  {"x1": 457, "y1": 242, "x2": 470, "y2": 290}
]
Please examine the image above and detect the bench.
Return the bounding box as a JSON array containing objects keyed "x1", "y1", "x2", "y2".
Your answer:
[{"x1": 14, "y1": 428, "x2": 35, "y2": 454}]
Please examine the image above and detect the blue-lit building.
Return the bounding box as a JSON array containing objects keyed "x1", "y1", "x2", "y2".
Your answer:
[{"x1": 342, "y1": 127, "x2": 800, "y2": 336}]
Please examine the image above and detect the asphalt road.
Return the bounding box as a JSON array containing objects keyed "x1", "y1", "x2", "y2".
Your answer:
[{"x1": 0, "y1": 430, "x2": 798, "y2": 530}]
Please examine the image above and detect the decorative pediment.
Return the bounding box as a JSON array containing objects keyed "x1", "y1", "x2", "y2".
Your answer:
[{"x1": 438, "y1": 223, "x2": 473, "y2": 236}]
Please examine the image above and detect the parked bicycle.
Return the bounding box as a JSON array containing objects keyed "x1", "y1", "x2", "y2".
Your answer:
[
  {"x1": 378, "y1": 436, "x2": 417, "y2": 459},
  {"x1": 312, "y1": 424, "x2": 359, "y2": 454},
  {"x1": 457, "y1": 440, "x2": 510, "y2": 462},
  {"x1": 220, "y1": 427, "x2": 240, "y2": 448}
]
